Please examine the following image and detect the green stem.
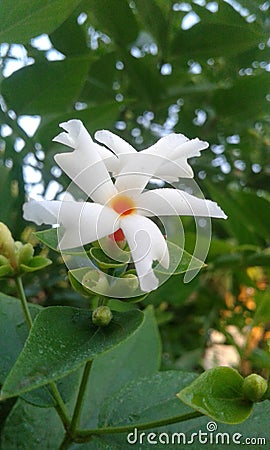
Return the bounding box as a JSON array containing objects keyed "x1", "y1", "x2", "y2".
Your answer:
[
  {"x1": 49, "y1": 382, "x2": 71, "y2": 430},
  {"x1": 58, "y1": 434, "x2": 73, "y2": 450},
  {"x1": 98, "y1": 296, "x2": 108, "y2": 306},
  {"x1": 70, "y1": 360, "x2": 93, "y2": 434},
  {"x1": 15, "y1": 276, "x2": 33, "y2": 330},
  {"x1": 74, "y1": 411, "x2": 203, "y2": 441},
  {"x1": 15, "y1": 276, "x2": 71, "y2": 433}
]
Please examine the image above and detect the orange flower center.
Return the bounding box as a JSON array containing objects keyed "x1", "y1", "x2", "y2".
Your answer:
[
  {"x1": 110, "y1": 195, "x2": 135, "y2": 217},
  {"x1": 109, "y1": 228, "x2": 125, "y2": 242}
]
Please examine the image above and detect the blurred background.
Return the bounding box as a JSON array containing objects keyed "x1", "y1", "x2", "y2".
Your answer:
[{"x1": 0, "y1": 0, "x2": 269, "y2": 376}]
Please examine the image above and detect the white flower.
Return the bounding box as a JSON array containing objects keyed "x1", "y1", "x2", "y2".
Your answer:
[{"x1": 23, "y1": 120, "x2": 226, "y2": 292}]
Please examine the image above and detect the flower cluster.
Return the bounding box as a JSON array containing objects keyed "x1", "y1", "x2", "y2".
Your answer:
[{"x1": 23, "y1": 120, "x2": 226, "y2": 292}]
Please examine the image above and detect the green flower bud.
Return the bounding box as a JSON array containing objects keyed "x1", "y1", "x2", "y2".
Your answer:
[
  {"x1": 0, "y1": 255, "x2": 14, "y2": 277},
  {"x1": 121, "y1": 273, "x2": 139, "y2": 291},
  {"x1": 18, "y1": 242, "x2": 34, "y2": 265},
  {"x1": 0, "y1": 255, "x2": 11, "y2": 266},
  {"x1": 92, "y1": 306, "x2": 113, "y2": 327},
  {"x1": 82, "y1": 270, "x2": 109, "y2": 295},
  {"x1": 0, "y1": 222, "x2": 16, "y2": 266},
  {"x1": 242, "y1": 374, "x2": 268, "y2": 402}
]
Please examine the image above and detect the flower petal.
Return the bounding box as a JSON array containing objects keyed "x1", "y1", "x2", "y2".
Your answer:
[
  {"x1": 151, "y1": 137, "x2": 209, "y2": 180},
  {"x1": 97, "y1": 145, "x2": 120, "y2": 174},
  {"x1": 120, "y1": 214, "x2": 169, "y2": 292},
  {"x1": 95, "y1": 130, "x2": 136, "y2": 156},
  {"x1": 53, "y1": 120, "x2": 117, "y2": 204},
  {"x1": 23, "y1": 200, "x2": 62, "y2": 225},
  {"x1": 136, "y1": 188, "x2": 227, "y2": 219},
  {"x1": 24, "y1": 200, "x2": 120, "y2": 250},
  {"x1": 115, "y1": 153, "x2": 166, "y2": 196},
  {"x1": 144, "y1": 133, "x2": 188, "y2": 156},
  {"x1": 57, "y1": 202, "x2": 120, "y2": 249}
]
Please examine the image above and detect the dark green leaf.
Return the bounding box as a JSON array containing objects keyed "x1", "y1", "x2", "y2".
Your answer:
[
  {"x1": 0, "y1": 294, "x2": 41, "y2": 384},
  {"x1": 50, "y1": 9, "x2": 89, "y2": 57},
  {"x1": 1, "y1": 306, "x2": 144, "y2": 399},
  {"x1": 80, "y1": 52, "x2": 117, "y2": 103},
  {"x1": 85, "y1": 0, "x2": 139, "y2": 46},
  {"x1": 21, "y1": 369, "x2": 82, "y2": 408},
  {"x1": 171, "y1": 2, "x2": 265, "y2": 59},
  {"x1": 99, "y1": 370, "x2": 197, "y2": 428},
  {"x1": 135, "y1": 0, "x2": 169, "y2": 55},
  {"x1": 0, "y1": 399, "x2": 64, "y2": 449},
  {"x1": 0, "y1": 0, "x2": 83, "y2": 44},
  {"x1": 213, "y1": 73, "x2": 270, "y2": 121},
  {"x1": 177, "y1": 367, "x2": 253, "y2": 424},
  {"x1": 1, "y1": 57, "x2": 90, "y2": 115}
]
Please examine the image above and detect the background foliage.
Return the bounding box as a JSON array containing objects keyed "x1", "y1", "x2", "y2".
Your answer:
[{"x1": 0, "y1": 0, "x2": 270, "y2": 447}]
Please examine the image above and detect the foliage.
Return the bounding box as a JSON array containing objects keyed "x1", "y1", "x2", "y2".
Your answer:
[{"x1": 0, "y1": 0, "x2": 270, "y2": 448}]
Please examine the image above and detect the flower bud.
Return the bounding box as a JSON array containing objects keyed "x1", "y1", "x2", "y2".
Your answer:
[
  {"x1": 0, "y1": 222, "x2": 16, "y2": 267},
  {"x1": 92, "y1": 306, "x2": 113, "y2": 327},
  {"x1": 121, "y1": 273, "x2": 139, "y2": 291},
  {"x1": 242, "y1": 374, "x2": 268, "y2": 402},
  {"x1": 18, "y1": 242, "x2": 34, "y2": 265},
  {"x1": 82, "y1": 270, "x2": 109, "y2": 295}
]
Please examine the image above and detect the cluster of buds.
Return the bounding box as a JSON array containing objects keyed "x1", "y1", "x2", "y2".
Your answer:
[{"x1": 0, "y1": 222, "x2": 51, "y2": 277}]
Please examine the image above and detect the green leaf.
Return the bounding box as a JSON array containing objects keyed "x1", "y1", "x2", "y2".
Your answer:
[
  {"x1": 21, "y1": 369, "x2": 82, "y2": 408},
  {"x1": 155, "y1": 241, "x2": 206, "y2": 276},
  {"x1": 253, "y1": 291, "x2": 270, "y2": 326},
  {"x1": 135, "y1": 0, "x2": 169, "y2": 55},
  {"x1": 0, "y1": 294, "x2": 41, "y2": 384},
  {"x1": 89, "y1": 247, "x2": 130, "y2": 268},
  {"x1": 171, "y1": 2, "x2": 265, "y2": 59},
  {"x1": 85, "y1": 0, "x2": 139, "y2": 46},
  {"x1": 204, "y1": 184, "x2": 263, "y2": 245},
  {"x1": 177, "y1": 367, "x2": 253, "y2": 424},
  {"x1": 99, "y1": 370, "x2": 197, "y2": 428},
  {"x1": 0, "y1": 306, "x2": 144, "y2": 399},
  {"x1": 50, "y1": 8, "x2": 89, "y2": 57},
  {"x1": 213, "y1": 73, "x2": 270, "y2": 122},
  {"x1": 35, "y1": 227, "x2": 62, "y2": 251},
  {"x1": 1, "y1": 57, "x2": 90, "y2": 115},
  {"x1": 80, "y1": 52, "x2": 117, "y2": 103},
  {"x1": 20, "y1": 256, "x2": 52, "y2": 273},
  {"x1": 79, "y1": 306, "x2": 161, "y2": 428},
  {"x1": 0, "y1": 0, "x2": 83, "y2": 44},
  {"x1": 1, "y1": 399, "x2": 64, "y2": 449}
]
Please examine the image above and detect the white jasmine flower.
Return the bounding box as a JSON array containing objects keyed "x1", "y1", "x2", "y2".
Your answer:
[{"x1": 23, "y1": 120, "x2": 226, "y2": 292}]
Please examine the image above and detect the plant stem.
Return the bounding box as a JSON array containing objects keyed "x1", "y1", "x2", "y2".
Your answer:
[
  {"x1": 70, "y1": 360, "x2": 93, "y2": 434},
  {"x1": 15, "y1": 276, "x2": 71, "y2": 433},
  {"x1": 74, "y1": 411, "x2": 203, "y2": 440},
  {"x1": 15, "y1": 276, "x2": 33, "y2": 330},
  {"x1": 49, "y1": 382, "x2": 71, "y2": 430},
  {"x1": 58, "y1": 434, "x2": 73, "y2": 450}
]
